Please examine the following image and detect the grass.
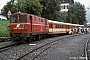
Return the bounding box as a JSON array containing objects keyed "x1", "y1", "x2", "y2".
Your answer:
[
  {"x1": 0, "y1": 41, "x2": 12, "y2": 48},
  {"x1": 0, "y1": 20, "x2": 10, "y2": 37}
]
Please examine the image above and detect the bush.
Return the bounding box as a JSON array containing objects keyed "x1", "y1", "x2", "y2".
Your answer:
[{"x1": 0, "y1": 20, "x2": 10, "y2": 37}]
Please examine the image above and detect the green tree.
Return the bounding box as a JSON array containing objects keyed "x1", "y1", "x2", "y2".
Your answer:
[
  {"x1": 16, "y1": 0, "x2": 43, "y2": 16},
  {"x1": 70, "y1": 13, "x2": 77, "y2": 24},
  {"x1": 2, "y1": 0, "x2": 43, "y2": 17},
  {"x1": 70, "y1": 2, "x2": 86, "y2": 25},
  {"x1": 1, "y1": 1, "x2": 17, "y2": 18},
  {"x1": 60, "y1": 12, "x2": 77, "y2": 23},
  {"x1": 40, "y1": 0, "x2": 61, "y2": 21},
  {"x1": 60, "y1": 12, "x2": 68, "y2": 22}
]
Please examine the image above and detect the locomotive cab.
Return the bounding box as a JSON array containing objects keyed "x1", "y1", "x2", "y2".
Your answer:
[
  {"x1": 9, "y1": 13, "x2": 49, "y2": 43},
  {"x1": 9, "y1": 13, "x2": 32, "y2": 42}
]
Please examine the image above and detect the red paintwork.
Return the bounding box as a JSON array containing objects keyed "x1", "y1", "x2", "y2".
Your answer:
[
  {"x1": 10, "y1": 23, "x2": 31, "y2": 33},
  {"x1": 10, "y1": 14, "x2": 49, "y2": 35},
  {"x1": 31, "y1": 15, "x2": 49, "y2": 33}
]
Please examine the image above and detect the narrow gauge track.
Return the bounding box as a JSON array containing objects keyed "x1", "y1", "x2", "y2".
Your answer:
[
  {"x1": 0, "y1": 37, "x2": 11, "y2": 42},
  {"x1": 87, "y1": 39, "x2": 90, "y2": 60},
  {"x1": 84, "y1": 39, "x2": 89, "y2": 60},
  {"x1": 0, "y1": 42, "x2": 20, "y2": 53},
  {"x1": 15, "y1": 35, "x2": 78, "y2": 60}
]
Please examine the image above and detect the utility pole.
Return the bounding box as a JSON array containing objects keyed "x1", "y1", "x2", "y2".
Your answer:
[
  {"x1": 66, "y1": 5, "x2": 70, "y2": 23},
  {"x1": 11, "y1": 0, "x2": 15, "y2": 4},
  {"x1": 67, "y1": 6, "x2": 70, "y2": 23}
]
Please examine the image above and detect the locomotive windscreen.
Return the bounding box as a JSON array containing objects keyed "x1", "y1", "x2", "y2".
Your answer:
[
  {"x1": 10, "y1": 14, "x2": 27, "y2": 23},
  {"x1": 10, "y1": 15, "x2": 17, "y2": 23},
  {"x1": 20, "y1": 15, "x2": 26, "y2": 23}
]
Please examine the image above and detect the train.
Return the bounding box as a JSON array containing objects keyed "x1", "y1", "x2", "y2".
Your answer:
[{"x1": 9, "y1": 13, "x2": 84, "y2": 43}]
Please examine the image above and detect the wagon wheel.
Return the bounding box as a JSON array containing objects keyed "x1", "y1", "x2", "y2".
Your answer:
[{"x1": 43, "y1": 35, "x2": 46, "y2": 38}]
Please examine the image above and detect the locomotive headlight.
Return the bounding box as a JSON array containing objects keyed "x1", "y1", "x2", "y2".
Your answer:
[
  {"x1": 10, "y1": 28, "x2": 12, "y2": 31},
  {"x1": 24, "y1": 27, "x2": 27, "y2": 31}
]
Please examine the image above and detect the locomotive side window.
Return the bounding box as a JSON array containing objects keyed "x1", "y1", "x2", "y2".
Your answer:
[
  {"x1": 20, "y1": 15, "x2": 26, "y2": 23},
  {"x1": 34, "y1": 16, "x2": 36, "y2": 21},
  {"x1": 38, "y1": 18, "x2": 40, "y2": 22},
  {"x1": 11, "y1": 15, "x2": 17, "y2": 23}
]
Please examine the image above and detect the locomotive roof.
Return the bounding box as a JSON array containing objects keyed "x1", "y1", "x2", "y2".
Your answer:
[{"x1": 13, "y1": 13, "x2": 27, "y2": 15}]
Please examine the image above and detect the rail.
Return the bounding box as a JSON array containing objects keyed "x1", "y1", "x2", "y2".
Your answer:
[{"x1": 85, "y1": 39, "x2": 89, "y2": 60}]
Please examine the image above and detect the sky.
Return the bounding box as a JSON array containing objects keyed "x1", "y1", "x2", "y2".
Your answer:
[
  {"x1": 0, "y1": 0, "x2": 10, "y2": 9},
  {"x1": 0, "y1": 0, "x2": 90, "y2": 23}
]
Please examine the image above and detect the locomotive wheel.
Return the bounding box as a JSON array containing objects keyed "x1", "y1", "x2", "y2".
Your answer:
[
  {"x1": 34, "y1": 37, "x2": 36, "y2": 40},
  {"x1": 36, "y1": 35, "x2": 41, "y2": 40},
  {"x1": 21, "y1": 38, "x2": 28, "y2": 43},
  {"x1": 21, "y1": 40, "x2": 26, "y2": 43}
]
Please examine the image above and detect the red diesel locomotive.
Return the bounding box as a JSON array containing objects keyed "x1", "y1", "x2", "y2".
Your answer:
[
  {"x1": 9, "y1": 13, "x2": 49, "y2": 43},
  {"x1": 9, "y1": 13, "x2": 84, "y2": 43}
]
